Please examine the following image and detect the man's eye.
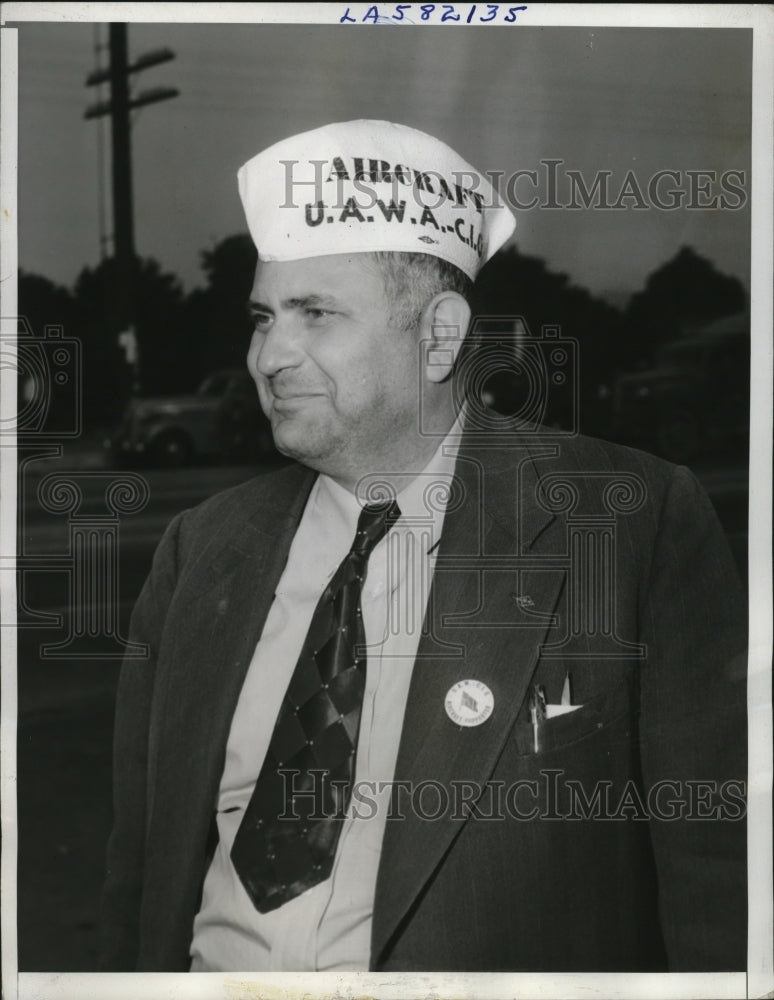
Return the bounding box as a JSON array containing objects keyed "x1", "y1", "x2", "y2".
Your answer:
[
  {"x1": 305, "y1": 308, "x2": 333, "y2": 321},
  {"x1": 251, "y1": 313, "x2": 272, "y2": 331}
]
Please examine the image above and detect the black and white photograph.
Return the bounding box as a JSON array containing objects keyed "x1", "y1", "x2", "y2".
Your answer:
[{"x1": 1, "y1": 4, "x2": 772, "y2": 999}]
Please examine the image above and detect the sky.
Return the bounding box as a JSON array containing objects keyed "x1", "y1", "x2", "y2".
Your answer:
[{"x1": 10, "y1": 17, "x2": 752, "y2": 304}]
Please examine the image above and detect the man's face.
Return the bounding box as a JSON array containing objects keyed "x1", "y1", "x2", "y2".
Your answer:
[{"x1": 247, "y1": 254, "x2": 422, "y2": 483}]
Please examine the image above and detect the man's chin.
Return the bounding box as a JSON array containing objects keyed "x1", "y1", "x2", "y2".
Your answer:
[{"x1": 270, "y1": 418, "x2": 332, "y2": 467}]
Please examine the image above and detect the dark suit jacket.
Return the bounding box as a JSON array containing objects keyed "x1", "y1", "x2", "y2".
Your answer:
[{"x1": 100, "y1": 428, "x2": 747, "y2": 972}]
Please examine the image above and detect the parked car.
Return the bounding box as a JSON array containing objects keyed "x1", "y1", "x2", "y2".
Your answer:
[
  {"x1": 109, "y1": 369, "x2": 276, "y2": 467},
  {"x1": 611, "y1": 314, "x2": 749, "y2": 462}
]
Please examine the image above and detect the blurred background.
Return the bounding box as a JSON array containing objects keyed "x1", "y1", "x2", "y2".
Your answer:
[{"x1": 9, "y1": 18, "x2": 751, "y2": 970}]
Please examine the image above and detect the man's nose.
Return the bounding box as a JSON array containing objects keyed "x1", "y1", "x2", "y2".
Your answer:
[{"x1": 251, "y1": 317, "x2": 302, "y2": 378}]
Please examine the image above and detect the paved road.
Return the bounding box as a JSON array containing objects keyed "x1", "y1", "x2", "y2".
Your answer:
[
  {"x1": 13, "y1": 451, "x2": 750, "y2": 971},
  {"x1": 15, "y1": 457, "x2": 281, "y2": 971}
]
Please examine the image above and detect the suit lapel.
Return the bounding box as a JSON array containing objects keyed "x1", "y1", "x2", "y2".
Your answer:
[
  {"x1": 371, "y1": 438, "x2": 566, "y2": 966},
  {"x1": 146, "y1": 464, "x2": 317, "y2": 858}
]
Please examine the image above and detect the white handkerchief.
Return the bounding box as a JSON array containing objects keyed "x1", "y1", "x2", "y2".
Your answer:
[{"x1": 545, "y1": 703, "x2": 583, "y2": 719}]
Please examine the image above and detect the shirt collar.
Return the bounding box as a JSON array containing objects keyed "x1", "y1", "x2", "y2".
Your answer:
[
  {"x1": 314, "y1": 407, "x2": 466, "y2": 547},
  {"x1": 391, "y1": 408, "x2": 465, "y2": 525}
]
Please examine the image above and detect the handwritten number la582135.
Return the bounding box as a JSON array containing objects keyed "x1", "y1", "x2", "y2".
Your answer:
[{"x1": 339, "y1": 3, "x2": 528, "y2": 23}]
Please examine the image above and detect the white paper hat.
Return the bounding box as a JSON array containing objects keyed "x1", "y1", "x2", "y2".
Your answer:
[{"x1": 237, "y1": 120, "x2": 515, "y2": 280}]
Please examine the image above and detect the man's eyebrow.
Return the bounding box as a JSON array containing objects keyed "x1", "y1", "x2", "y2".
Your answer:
[
  {"x1": 247, "y1": 299, "x2": 273, "y2": 316},
  {"x1": 248, "y1": 294, "x2": 340, "y2": 314}
]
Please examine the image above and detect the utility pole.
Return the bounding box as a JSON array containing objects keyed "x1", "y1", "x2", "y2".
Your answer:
[
  {"x1": 85, "y1": 24, "x2": 178, "y2": 396},
  {"x1": 107, "y1": 23, "x2": 134, "y2": 276}
]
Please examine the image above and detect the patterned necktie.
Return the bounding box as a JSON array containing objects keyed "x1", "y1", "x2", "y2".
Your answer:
[{"x1": 231, "y1": 498, "x2": 402, "y2": 913}]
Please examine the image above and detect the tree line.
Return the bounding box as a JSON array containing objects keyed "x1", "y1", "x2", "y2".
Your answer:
[{"x1": 19, "y1": 237, "x2": 747, "y2": 431}]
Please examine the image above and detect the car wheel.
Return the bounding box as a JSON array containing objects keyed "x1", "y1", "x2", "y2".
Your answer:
[{"x1": 150, "y1": 430, "x2": 193, "y2": 468}]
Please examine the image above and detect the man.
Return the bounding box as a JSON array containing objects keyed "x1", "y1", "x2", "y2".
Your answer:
[{"x1": 100, "y1": 120, "x2": 747, "y2": 973}]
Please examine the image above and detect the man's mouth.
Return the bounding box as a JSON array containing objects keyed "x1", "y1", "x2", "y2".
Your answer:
[{"x1": 271, "y1": 392, "x2": 322, "y2": 411}]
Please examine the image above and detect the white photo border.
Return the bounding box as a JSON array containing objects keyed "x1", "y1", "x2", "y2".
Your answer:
[{"x1": 1, "y1": 4, "x2": 771, "y2": 1000}]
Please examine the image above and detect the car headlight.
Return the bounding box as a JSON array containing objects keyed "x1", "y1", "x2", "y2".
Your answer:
[{"x1": 131, "y1": 408, "x2": 162, "y2": 433}]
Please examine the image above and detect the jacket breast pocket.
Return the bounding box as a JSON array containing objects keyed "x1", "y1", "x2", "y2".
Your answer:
[{"x1": 509, "y1": 672, "x2": 636, "y2": 756}]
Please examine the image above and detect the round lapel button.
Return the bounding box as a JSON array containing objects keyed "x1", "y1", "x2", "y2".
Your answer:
[{"x1": 445, "y1": 679, "x2": 494, "y2": 727}]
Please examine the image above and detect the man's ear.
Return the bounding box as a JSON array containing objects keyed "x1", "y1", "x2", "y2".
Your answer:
[{"x1": 420, "y1": 291, "x2": 472, "y2": 384}]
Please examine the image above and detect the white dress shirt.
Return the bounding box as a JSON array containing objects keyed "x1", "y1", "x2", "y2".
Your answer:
[{"x1": 190, "y1": 420, "x2": 463, "y2": 971}]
